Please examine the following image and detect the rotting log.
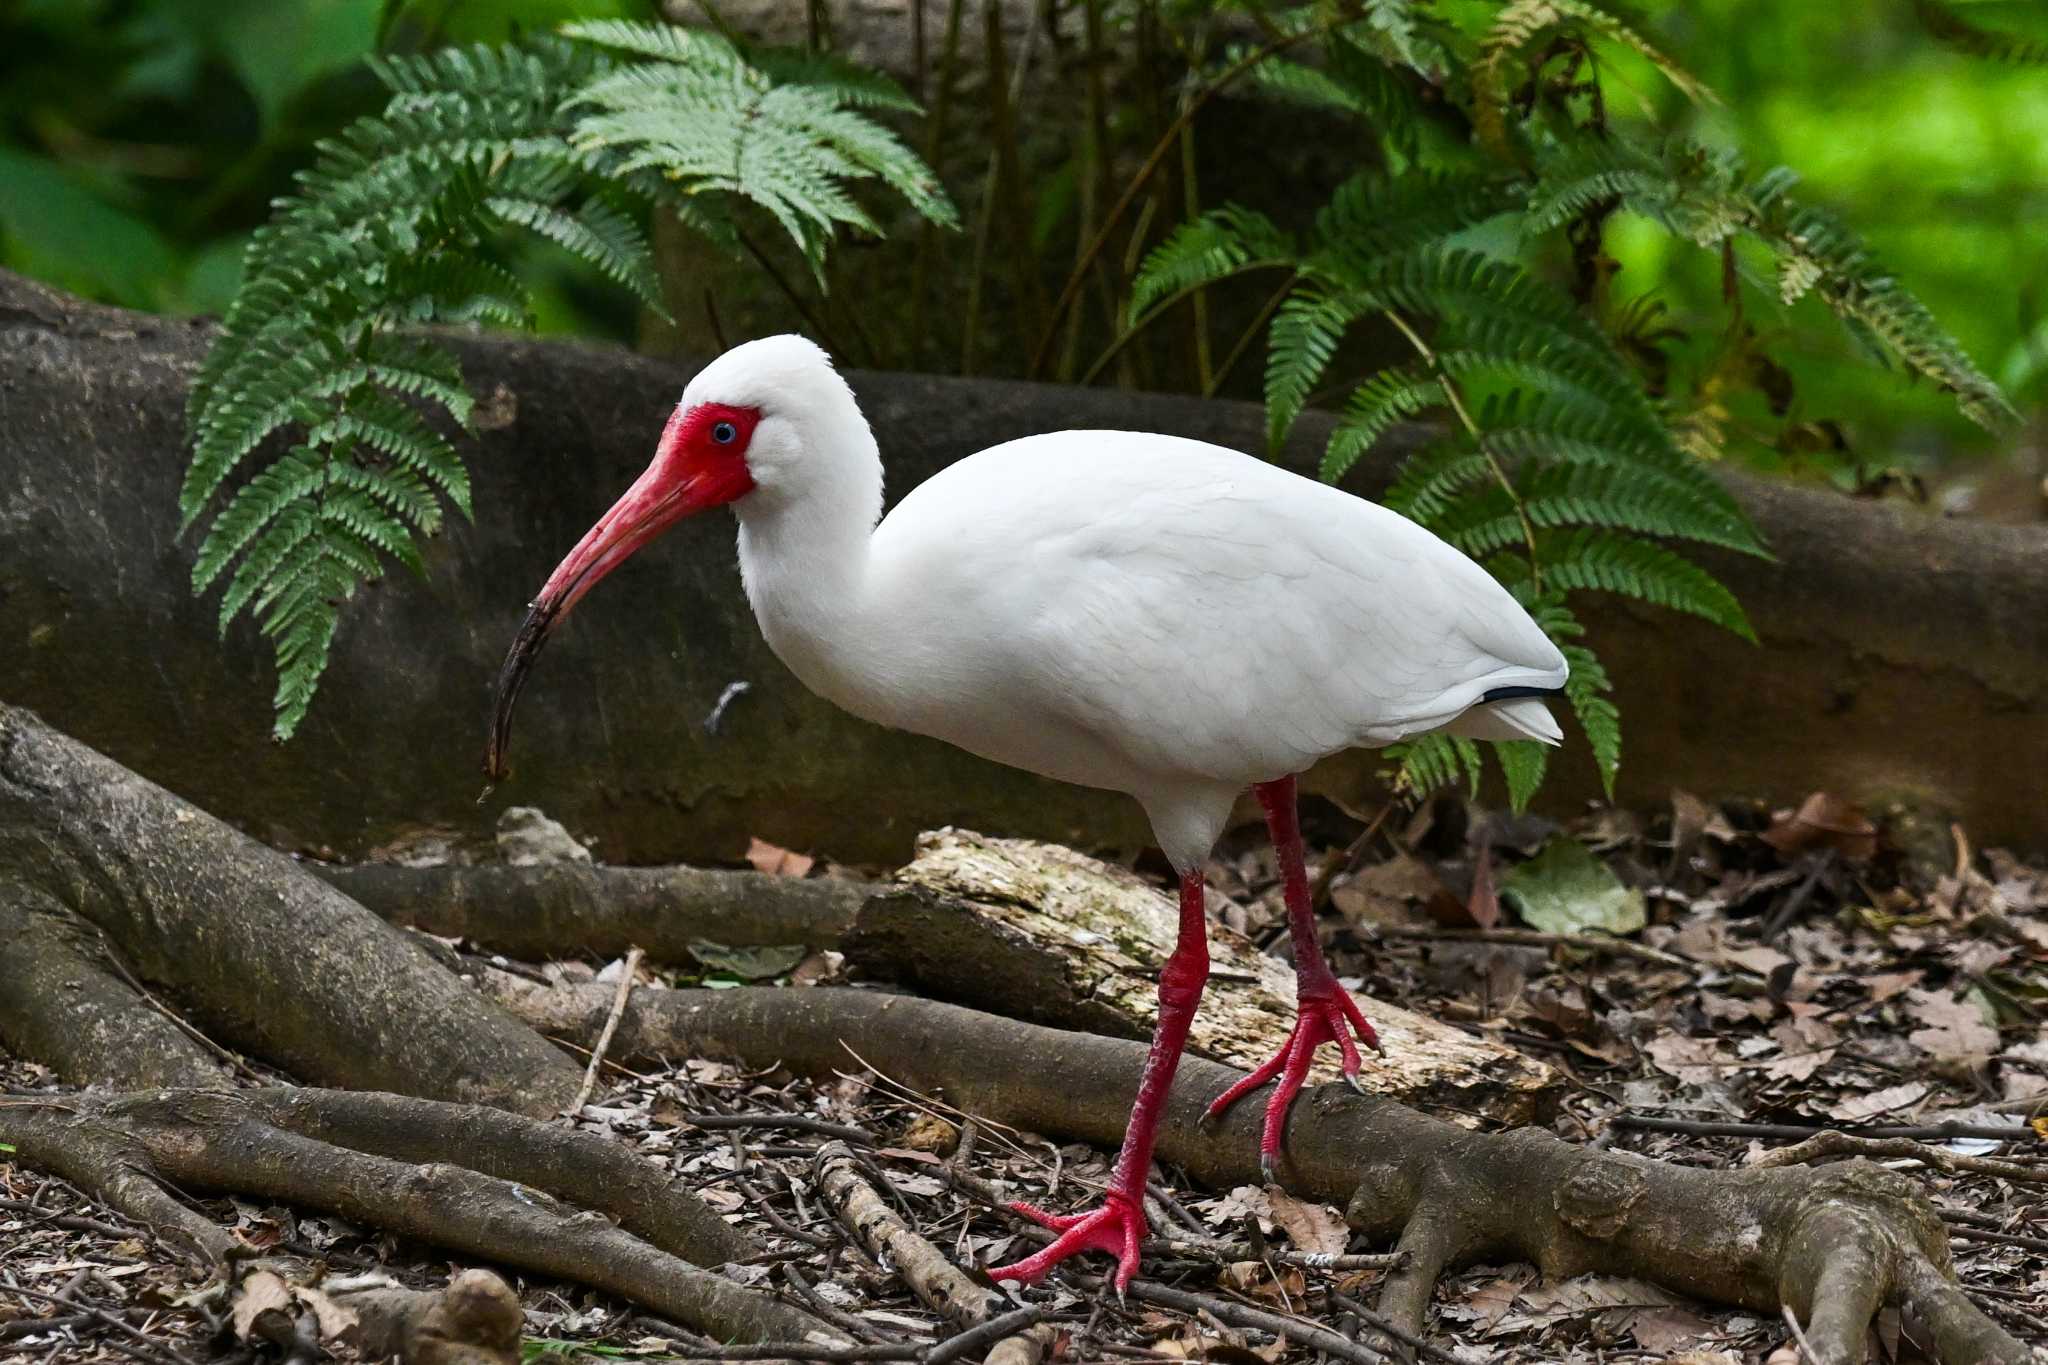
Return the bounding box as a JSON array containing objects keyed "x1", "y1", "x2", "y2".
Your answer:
[
  {"x1": 489, "y1": 980, "x2": 2029, "y2": 1365},
  {"x1": 0, "y1": 702, "x2": 579, "y2": 1114},
  {"x1": 843, "y1": 830, "x2": 1558, "y2": 1124},
  {"x1": 3, "y1": 268, "x2": 2045, "y2": 861}
]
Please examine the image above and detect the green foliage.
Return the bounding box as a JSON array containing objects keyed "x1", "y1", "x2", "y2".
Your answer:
[
  {"x1": 181, "y1": 20, "x2": 953, "y2": 738},
  {"x1": 1126, "y1": 0, "x2": 2012, "y2": 808}
]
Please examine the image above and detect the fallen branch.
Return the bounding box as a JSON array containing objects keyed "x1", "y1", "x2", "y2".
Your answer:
[
  {"x1": 1373, "y1": 925, "x2": 1698, "y2": 972},
  {"x1": 316, "y1": 861, "x2": 870, "y2": 963},
  {"x1": 1612, "y1": 1114, "x2": 2036, "y2": 1144},
  {"x1": 1751, "y1": 1129, "x2": 2047, "y2": 1183},
  {"x1": 571, "y1": 946, "x2": 645, "y2": 1114},
  {"x1": 815, "y1": 1141, "x2": 1001, "y2": 1329},
  {"x1": 491, "y1": 978, "x2": 2029, "y2": 1365},
  {"x1": 1077, "y1": 1274, "x2": 1385, "y2": 1365}
]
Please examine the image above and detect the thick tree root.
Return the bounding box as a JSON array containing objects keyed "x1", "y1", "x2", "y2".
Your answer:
[
  {"x1": 0, "y1": 882, "x2": 228, "y2": 1091},
  {"x1": 317, "y1": 861, "x2": 870, "y2": 964},
  {"x1": 0, "y1": 703, "x2": 579, "y2": 1113},
  {"x1": 0, "y1": 1087, "x2": 840, "y2": 1347},
  {"x1": 492, "y1": 979, "x2": 2030, "y2": 1365}
]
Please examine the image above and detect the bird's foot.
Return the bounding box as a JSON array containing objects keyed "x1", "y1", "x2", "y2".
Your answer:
[
  {"x1": 987, "y1": 1190, "x2": 1147, "y2": 1292},
  {"x1": 1201, "y1": 982, "x2": 1383, "y2": 1178}
]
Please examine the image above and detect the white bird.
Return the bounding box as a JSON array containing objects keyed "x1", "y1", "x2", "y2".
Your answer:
[{"x1": 486, "y1": 335, "x2": 1568, "y2": 1290}]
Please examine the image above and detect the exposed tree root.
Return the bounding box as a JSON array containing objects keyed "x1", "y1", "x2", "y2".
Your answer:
[
  {"x1": 317, "y1": 861, "x2": 869, "y2": 964},
  {"x1": 0, "y1": 710, "x2": 2025, "y2": 1361},
  {"x1": 0, "y1": 882, "x2": 228, "y2": 1092},
  {"x1": 0, "y1": 1088, "x2": 837, "y2": 1347},
  {"x1": 492, "y1": 979, "x2": 2030, "y2": 1365},
  {"x1": 0, "y1": 703, "x2": 578, "y2": 1112}
]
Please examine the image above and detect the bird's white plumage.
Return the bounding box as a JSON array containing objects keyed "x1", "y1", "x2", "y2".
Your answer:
[{"x1": 699, "y1": 337, "x2": 1567, "y2": 870}]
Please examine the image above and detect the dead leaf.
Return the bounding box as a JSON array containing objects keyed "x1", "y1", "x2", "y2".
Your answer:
[
  {"x1": 231, "y1": 1271, "x2": 294, "y2": 1342},
  {"x1": 1194, "y1": 1185, "x2": 1273, "y2": 1232},
  {"x1": 1218, "y1": 1260, "x2": 1307, "y2": 1306},
  {"x1": 897, "y1": 1112, "x2": 959, "y2": 1155},
  {"x1": 1671, "y1": 790, "x2": 1737, "y2": 849},
  {"x1": 1645, "y1": 1034, "x2": 1735, "y2": 1084},
  {"x1": 1631, "y1": 1305, "x2": 1721, "y2": 1353},
  {"x1": 1262, "y1": 1189, "x2": 1349, "y2": 1256},
  {"x1": 1517, "y1": 1275, "x2": 1687, "y2": 1324},
  {"x1": 1760, "y1": 1016, "x2": 1838, "y2": 1081},
  {"x1": 1863, "y1": 971, "x2": 1923, "y2": 1005},
  {"x1": 1454, "y1": 1270, "x2": 1533, "y2": 1333},
  {"x1": 1760, "y1": 792, "x2": 1876, "y2": 860},
  {"x1": 1330, "y1": 854, "x2": 1460, "y2": 928},
  {"x1": 746, "y1": 836, "x2": 815, "y2": 878},
  {"x1": 1906, "y1": 988, "x2": 2000, "y2": 1063},
  {"x1": 1460, "y1": 842, "x2": 1501, "y2": 929},
  {"x1": 1828, "y1": 1081, "x2": 1928, "y2": 1123}
]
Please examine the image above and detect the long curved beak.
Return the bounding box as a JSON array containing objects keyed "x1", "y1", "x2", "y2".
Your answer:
[{"x1": 483, "y1": 409, "x2": 709, "y2": 786}]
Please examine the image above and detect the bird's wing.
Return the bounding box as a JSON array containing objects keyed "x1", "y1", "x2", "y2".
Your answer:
[{"x1": 875, "y1": 431, "x2": 1566, "y2": 786}]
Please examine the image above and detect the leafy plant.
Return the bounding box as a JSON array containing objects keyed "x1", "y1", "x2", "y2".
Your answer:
[
  {"x1": 1125, "y1": 2, "x2": 2015, "y2": 807},
  {"x1": 181, "y1": 20, "x2": 954, "y2": 739}
]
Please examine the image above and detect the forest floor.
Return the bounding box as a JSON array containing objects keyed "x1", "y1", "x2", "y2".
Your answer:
[{"x1": 4, "y1": 791, "x2": 2045, "y2": 1364}]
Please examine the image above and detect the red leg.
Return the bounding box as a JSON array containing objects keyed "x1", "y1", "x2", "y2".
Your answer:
[
  {"x1": 1203, "y1": 774, "x2": 1382, "y2": 1177},
  {"x1": 988, "y1": 868, "x2": 1209, "y2": 1292}
]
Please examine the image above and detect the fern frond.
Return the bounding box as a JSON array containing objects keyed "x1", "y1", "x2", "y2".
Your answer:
[
  {"x1": 567, "y1": 19, "x2": 956, "y2": 284},
  {"x1": 1746, "y1": 177, "x2": 2017, "y2": 429},
  {"x1": 1529, "y1": 529, "x2": 1755, "y2": 638},
  {"x1": 1912, "y1": 0, "x2": 2048, "y2": 63},
  {"x1": 1475, "y1": 0, "x2": 1714, "y2": 152},
  {"x1": 1390, "y1": 732, "x2": 1484, "y2": 798},
  {"x1": 187, "y1": 21, "x2": 951, "y2": 739},
  {"x1": 1264, "y1": 285, "x2": 1372, "y2": 451},
  {"x1": 1322, "y1": 365, "x2": 1443, "y2": 481},
  {"x1": 1129, "y1": 207, "x2": 1293, "y2": 317},
  {"x1": 1495, "y1": 740, "x2": 1549, "y2": 812},
  {"x1": 1315, "y1": 172, "x2": 1522, "y2": 264},
  {"x1": 1381, "y1": 439, "x2": 1495, "y2": 524}
]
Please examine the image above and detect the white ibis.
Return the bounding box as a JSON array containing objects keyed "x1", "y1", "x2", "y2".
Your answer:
[{"x1": 487, "y1": 336, "x2": 1568, "y2": 1290}]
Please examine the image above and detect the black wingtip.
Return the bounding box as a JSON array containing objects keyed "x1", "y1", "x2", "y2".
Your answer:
[{"x1": 1480, "y1": 683, "x2": 1568, "y2": 704}]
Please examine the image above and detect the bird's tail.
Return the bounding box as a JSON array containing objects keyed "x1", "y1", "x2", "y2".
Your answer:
[{"x1": 1444, "y1": 696, "x2": 1564, "y2": 745}]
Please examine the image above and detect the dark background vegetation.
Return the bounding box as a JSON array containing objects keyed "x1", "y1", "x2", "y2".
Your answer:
[{"x1": 4, "y1": 0, "x2": 2044, "y2": 505}]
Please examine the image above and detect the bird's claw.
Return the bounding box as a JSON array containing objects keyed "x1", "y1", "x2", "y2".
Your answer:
[
  {"x1": 988, "y1": 1192, "x2": 1147, "y2": 1292},
  {"x1": 1204, "y1": 983, "x2": 1383, "y2": 1172}
]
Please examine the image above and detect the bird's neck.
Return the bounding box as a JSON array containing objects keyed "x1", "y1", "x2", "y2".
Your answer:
[{"x1": 734, "y1": 438, "x2": 886, "y2": 714}]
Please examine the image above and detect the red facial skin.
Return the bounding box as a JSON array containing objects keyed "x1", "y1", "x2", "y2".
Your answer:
[
  {"x1": 537, "y1": 401, "x2": 761, "y2": 617},
  {"x1": 484, "y1": 402, "x2": 760, "y2": 782}
]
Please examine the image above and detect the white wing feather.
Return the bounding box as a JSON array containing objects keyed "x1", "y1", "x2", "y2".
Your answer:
[{"x1": 865, "y1": 431, "x2": 1566, "y2": 789}]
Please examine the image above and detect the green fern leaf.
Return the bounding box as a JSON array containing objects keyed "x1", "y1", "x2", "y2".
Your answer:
[
  {"x1": 1322, "y1": 366, "x2": 1443, "y2": 481},
  {"x1": 1130, "y1": 207, "x2": 1293, "y2": 318},
  {"x1": 1265, "y1": 285, "x2": 1371, "y2": 451},
  {"x1": 1535, "y1": 529, "x2": 1756, "y2": 639},
  {"x1": 1495, "y1": 740, "x2": 1549, "y2": 812}
]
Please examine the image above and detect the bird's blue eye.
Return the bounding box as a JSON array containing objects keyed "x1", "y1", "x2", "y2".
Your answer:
[{"x1": 712, "y1": 421, "x2": 738, "y2": 445}]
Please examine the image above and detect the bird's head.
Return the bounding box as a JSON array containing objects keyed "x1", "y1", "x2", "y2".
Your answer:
[{"x1": 484, "y1": 334, "x2": 858, "y2": 784}]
